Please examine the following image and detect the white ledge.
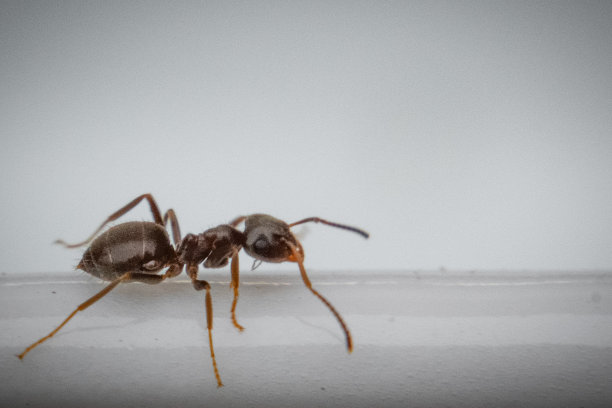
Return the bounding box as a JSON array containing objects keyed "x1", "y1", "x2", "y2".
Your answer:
[{"x1": 2, "y1": 270, "x2": 612, "y2": 407}]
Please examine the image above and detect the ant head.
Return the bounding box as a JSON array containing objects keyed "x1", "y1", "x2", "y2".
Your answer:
[{"x1": 242, "y1": 214, "x2": 304, "y2": 263}]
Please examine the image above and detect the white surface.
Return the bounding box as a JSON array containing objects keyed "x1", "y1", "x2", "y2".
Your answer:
[
  {"x1": 2, "y1": 1, "x2": 612, "y2": 274},
  {"x1": 2, "y1": 270, "x2": 611, "y2": 407}
]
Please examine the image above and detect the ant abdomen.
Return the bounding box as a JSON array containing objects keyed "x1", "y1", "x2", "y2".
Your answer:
[{"x1": 78, "y1": 221, "x2": 175, "y2": 281}]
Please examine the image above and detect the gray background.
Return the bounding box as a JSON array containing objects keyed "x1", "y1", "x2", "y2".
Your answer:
[{"x1": 2, "y1": 0, "x2": 612, "y2": 274}]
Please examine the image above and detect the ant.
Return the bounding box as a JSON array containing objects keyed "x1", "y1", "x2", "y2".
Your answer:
[{"x1": 17, "y1": 194, "x2": 369, "y2": 387}]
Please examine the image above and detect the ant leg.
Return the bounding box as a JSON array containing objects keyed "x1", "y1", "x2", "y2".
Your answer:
[
  {"x1": 229, "y1": 254, "x2": 244, "y2": 331},
  {"x1": 229, "y1": 215, "x2": 246, "y2": 227},
  {"x1": 187, "y1": 264, "x2": 223, "y2": 388},
  {"x1": 160, "y1": 262, "x2": 183, "y2": 280},
  {"x1": 288, "y1": 217, "x2": 370, "y2": 239},
  {"x1": 56, "y1": 193, "x2": 165, "y2": 248},
  {"x1": 17, "y1": 268, "x2": 179, "y2": 360},
  {"x1": 163, "y1": 209, "x2": 182, "y2": 248},
  {"x1": 286, "y1": 242, "x2": 353, "y2": 353},
  {"x1": 17, "y1": 276, "x2": 126, "y2": 360}
]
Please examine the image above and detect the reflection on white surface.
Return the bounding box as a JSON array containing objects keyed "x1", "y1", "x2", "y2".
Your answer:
[
  {"x1": 8, "y1": 314, "x2": 612, "y2": 350},
  {"x1": 2, "y1": 271, "x2": 611, "y2": 407}
]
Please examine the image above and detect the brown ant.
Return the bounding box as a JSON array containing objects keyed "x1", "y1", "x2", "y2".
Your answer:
[{"x1": 17, "y1": 194, "x2": 369, "y2": 387}]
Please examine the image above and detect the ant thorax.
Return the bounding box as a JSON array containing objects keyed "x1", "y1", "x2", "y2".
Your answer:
[{"x1": 178, "y1": 225, "x2": 244, "y2": 268}]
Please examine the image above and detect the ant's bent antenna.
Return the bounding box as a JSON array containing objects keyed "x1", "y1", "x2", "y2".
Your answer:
[{"x1": 288, "y1": 217, "x2": 370, "y2": 239}]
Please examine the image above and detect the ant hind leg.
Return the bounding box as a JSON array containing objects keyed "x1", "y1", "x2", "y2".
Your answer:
[
  {"x1": 17, "y1": 267, "x2": 181, "y2": 360},
  {"x1": 55, "y1": 193, "x2": 166, "y2": 248}
]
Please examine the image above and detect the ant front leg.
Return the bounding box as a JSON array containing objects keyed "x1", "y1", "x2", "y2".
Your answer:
[
  {"x1": 286, "y1": 241, "x2": 354, "y2": 354},
  {"x1": 187, "y1": 263, "x2": 223, "y2": 388},
  {"x1": 229, "y1": 254, "x2": 244, "y2": 331},
  {"x1": 56, "y1": 193, "x2": 166, "y2": 248}
]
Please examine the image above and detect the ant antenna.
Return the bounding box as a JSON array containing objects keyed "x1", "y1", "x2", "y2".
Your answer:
[{"x1": 288, "y1": 217, "x2": 369, "y2": 239}]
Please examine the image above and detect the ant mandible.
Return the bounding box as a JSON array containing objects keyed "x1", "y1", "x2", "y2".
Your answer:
[{"x1": 17, "y1": 194, "x2": 369, "y2": 387}]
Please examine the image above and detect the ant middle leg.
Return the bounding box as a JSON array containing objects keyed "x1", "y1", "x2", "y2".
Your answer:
[
  {"x1": 163, "y1": 209, "x2": 182, "y2": 248},
  {"x1": 55, "y1": 193, "x2": 166, "y2": 248},
  {"x1": 186, "y1": 264, "x2": 223, "y2": 387}
]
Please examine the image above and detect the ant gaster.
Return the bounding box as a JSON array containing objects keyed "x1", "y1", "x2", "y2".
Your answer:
[{"x1": 17, "y1": 194, "x2": 369, "y2": 387}]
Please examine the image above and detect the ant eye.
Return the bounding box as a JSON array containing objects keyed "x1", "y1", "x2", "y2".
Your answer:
[
  {"x1": 253, "y1": 236, "x2": 269, "y2": 252},
  {"x1": 246, "y1": 232, "x2": 290, "y2": 262}
]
